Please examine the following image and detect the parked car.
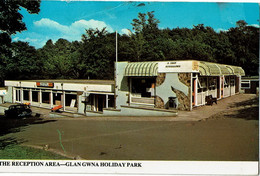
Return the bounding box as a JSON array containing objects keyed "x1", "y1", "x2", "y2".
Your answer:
[{"x1": 5, "y1": 104, "x2": 32, "y2": 118}]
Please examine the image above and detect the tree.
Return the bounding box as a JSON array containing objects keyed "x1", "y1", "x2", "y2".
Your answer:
[
  {"x1": 38, "y1": 39, "x2": 81, "y2": 79},
  {"x1": 227, "y1": 20, "x2": 259, "y2": 76},
  {"x1": 5, "y1": 41, "x2": 42, "y2": 80},
  {"x1": 0, "y1": 0, "x2": 41, "y2": 84},
  {"x1": 0, "y1": 0, "x2": 41, "y2": 51},
  {"x1": 129, "y1": 11, "x2": 162, "y2": 61},
  {"x1": 78, "y1": 28, "x2": 115, "y2": 79}
]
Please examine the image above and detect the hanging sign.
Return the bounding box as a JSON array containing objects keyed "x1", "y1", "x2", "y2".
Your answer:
[{"x1": 36, "y1": 82, "x2": 54, "y2": 88}]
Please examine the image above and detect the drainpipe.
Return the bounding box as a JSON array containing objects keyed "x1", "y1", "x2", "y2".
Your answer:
[{"x1": 190, "y1": 73, "x2": 193, "y2": 111}]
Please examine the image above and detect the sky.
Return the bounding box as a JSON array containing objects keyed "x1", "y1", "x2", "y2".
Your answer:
[{"x1": 12, "y1": 1, "x2": 259, "y2": 48}]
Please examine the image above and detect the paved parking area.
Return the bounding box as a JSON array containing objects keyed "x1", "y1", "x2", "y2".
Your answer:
[
  {"x1": 0, "y1": 94, "x2": 258, "y2": 161},
  {"x1": 0, "y1": 94, "x2": 256, "y2": 121}
]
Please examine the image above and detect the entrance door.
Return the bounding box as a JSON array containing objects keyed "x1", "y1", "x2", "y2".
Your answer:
[{"x1": 97, "y1": 95, "x2": 105, "y2": 112}]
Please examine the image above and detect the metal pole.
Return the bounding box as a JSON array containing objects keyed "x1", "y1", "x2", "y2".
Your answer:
[
  {"x1": 116, "y1": 31, "x2": 118, "y2": 63},
  {"x1": 114, "y1": 31, "x2": 118, "y2": 109}
]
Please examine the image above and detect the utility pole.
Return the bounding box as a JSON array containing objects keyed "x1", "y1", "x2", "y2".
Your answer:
[{"x1": 114, "y1": 31, "x2": 118, "y2": 109}]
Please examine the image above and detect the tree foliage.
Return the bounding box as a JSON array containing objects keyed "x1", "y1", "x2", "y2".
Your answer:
[
  {"x1": 1, "y1": 10, "x2": 259, "y2": 83},
  {"x1": 0, "y1": 0, "x2": 41, "y2": 85}
]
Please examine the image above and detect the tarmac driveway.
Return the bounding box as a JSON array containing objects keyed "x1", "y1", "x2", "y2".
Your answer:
[{"x1": 0, "y1": 94, "x2": 258, "y2": 161}]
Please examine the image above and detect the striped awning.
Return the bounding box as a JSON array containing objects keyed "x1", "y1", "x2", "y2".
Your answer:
[
  {"x1": 226, "y1": 66, "x2": 246, "y2": 76},
  {"x1": 199, "y1": 61, "x2": 245, "y2": 76},
  {"x1": 199, "y1": 62, "x2": 210, "y2": 76},
  {"x1": 217, "y1": 64, "x2": 233, "y2": 75},
  {"x1": 199, "y1": 62, "x2": 221, "y2": 76},
  {"x1": 124, "y1": 62, "x2": 158, "y2": 76}
]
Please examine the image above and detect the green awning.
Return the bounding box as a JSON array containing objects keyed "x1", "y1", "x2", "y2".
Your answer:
[
  {"x1": 199, "y1": 61, "x2": 245, "y2": 76},
  {"x1": 199, "y1": 62, "x2": 210, "y2": 76},
  {"x1": 226, "y1": 66, "x2": 245, "y2": 76},
  {"x1": 124, "y1": 62, "x2": 158, "y2": 76},
  {"x1": 199, "y1": 62, "x2": 221, "y2": 76},
  {"x1": 218, "y1": 64, "x2": 233, "y2": 75}
]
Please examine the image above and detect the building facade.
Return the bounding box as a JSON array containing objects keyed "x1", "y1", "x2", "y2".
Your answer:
[
  {"x1": 241, "y1": 76, "x2": 259, "y2": 94},
  {"x1": 4, "y1": 60, "x2": 245, "y2": 116}
]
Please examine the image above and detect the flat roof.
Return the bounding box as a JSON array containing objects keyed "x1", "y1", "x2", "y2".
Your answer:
[
  {"x1": 242, "y1": 76, "x2": 259, "y2": 81},
  {"x1": 5, "y1": 79, "x2": 115, "y2": 85}
]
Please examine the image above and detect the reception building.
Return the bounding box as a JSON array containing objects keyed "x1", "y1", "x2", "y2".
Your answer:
[{"x1": 4, "y1": 60, "x2": 245, "y2": 116}]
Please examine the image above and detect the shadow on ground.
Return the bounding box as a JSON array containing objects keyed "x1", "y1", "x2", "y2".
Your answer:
[
  {"x1": 0, "y1": 115, "x2": 57, "y2": 148},
  {"x1": 211, "y1": 96, "x2": 259, "y2": 120},
  {"x1": 0, "y1": 115, "x2": 57, "y2": 136},
  {"x1": 0, "y1": 136, "x2": 27, "y2": 150},
  {"x1": 229, "y1": 96, "x2": 259, "y2": 108}
]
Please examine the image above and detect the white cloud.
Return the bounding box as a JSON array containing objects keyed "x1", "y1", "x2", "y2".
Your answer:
[
  {"x1": 71, "y1": 19, "x2": 113, "y2": 33},
  {"x1": 249, "y1": 24, "x2": 260, "y2": 28},
  {"x1": 34, "y1": 18, "x2": 69, "y2": 33},
  {"x1": 216, "y1": 28, "x2": 228, "y2": 32},
  {"x1": 13, "y1": 37, "x2": 19, "y2": 41},
  {"x1": 34, "y1": 18, "x2": 113, "y2": 37},
  {"x1": 12, "y1": 36, "x2": 38, "y2": 44},
  {"x1": 31, "y1": 18, "x2": 114, "y2": 47},
  {"x1": 120, "y1": 28, "x2": 132, "y2": 36}
]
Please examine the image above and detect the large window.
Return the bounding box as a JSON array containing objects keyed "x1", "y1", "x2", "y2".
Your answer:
[
  {"x1": 209, "y1": 77, "x2": 217, "y2": 90},
  {"x1": 42, "y1": 91, "x2": 50, "y2": 104},
  {"x1": 131, "y1": 78, "x2": 156, "y2": 98},
  {"x1": 224, "y1": 77, "x2": 230, "y2": 88},
  {"x1": 23, "y1": 90, "x2": 29, "y2": 101},
  {"x1": 32, "y1": 91, "x2": 38, "y2": 102},
  {"x1": 241, "y1": 80, "x2": 250, "y2": 89},
  {"x1": 198, "y1": 77, "x2": 207, "y2": 93},
  {"x1": 65, "y1": 93, "x2": 77, "y2": 107}
]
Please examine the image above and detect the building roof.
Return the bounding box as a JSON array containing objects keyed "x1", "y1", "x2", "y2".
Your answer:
[
  {"x1": 122, "y1": 60, "x2": 245, "y2": 76},
  {"x1": 241, "y1": 76, "x2": 259, "y2": 81},
  {"x1": 5, "y1": 79, "x2": 115, "y2": 85}
]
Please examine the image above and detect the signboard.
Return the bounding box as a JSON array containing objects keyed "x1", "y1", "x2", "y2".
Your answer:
[
  {"x1": 158, "y1": 61, "x2": 199, "y2": 73},
  {"x1": 36, "y1": 82, "x2": 54, "y2": 88}
]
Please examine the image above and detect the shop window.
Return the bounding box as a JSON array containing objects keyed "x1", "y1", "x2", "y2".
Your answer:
[
  {"x1": 65, "y1": 94, "x2": 77, "y2": 107},
  {"x1": 131, "y1": 78, "x2": 156, "y2": 98},
  {"x1": 32, "y1": 91, "x2": 38, "y2": 102},
  {"x1": 241, "y1": 81, "x2": 250, "y2": 89},
  {"x1": 53, "y1": 92, "x2": 62, "y2": 105},
  {"x1": 23, "y1": 90, "x2": 29, "y2": 101},
  {"x1": 224, "y1": 77, "x2": 229, "y2": 88},
  {"x1": 198, "y1": 77, "x2": 207, "y2": 93},
  {"x1": 209, "y1": 77, "x2": 216, "y2": 90},
  {"x1": 42, "y1": 92, "x2": 50, "y2": 104}
]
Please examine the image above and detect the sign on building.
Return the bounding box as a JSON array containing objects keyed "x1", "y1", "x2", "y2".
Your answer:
[
  {"x1": 158, "y1": 61, "x2": 199, "y2": 73},
  {"x1": 36, "y1": 82, "x2": 54, "y2": 88}
]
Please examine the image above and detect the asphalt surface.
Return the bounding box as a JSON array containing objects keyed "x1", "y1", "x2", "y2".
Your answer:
[{"x1": 0, "y1": 94, "x2": 258, "y2": 161}]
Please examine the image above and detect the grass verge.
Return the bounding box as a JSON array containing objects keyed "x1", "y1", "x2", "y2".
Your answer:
[{"x1": 0, "y1": 144, "x2": 69, "y2": 160}]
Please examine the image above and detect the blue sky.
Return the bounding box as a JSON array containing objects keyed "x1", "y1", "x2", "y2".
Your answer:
[{"x1": 12, "y1": 1, "x2": 259, "y2": 48}]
